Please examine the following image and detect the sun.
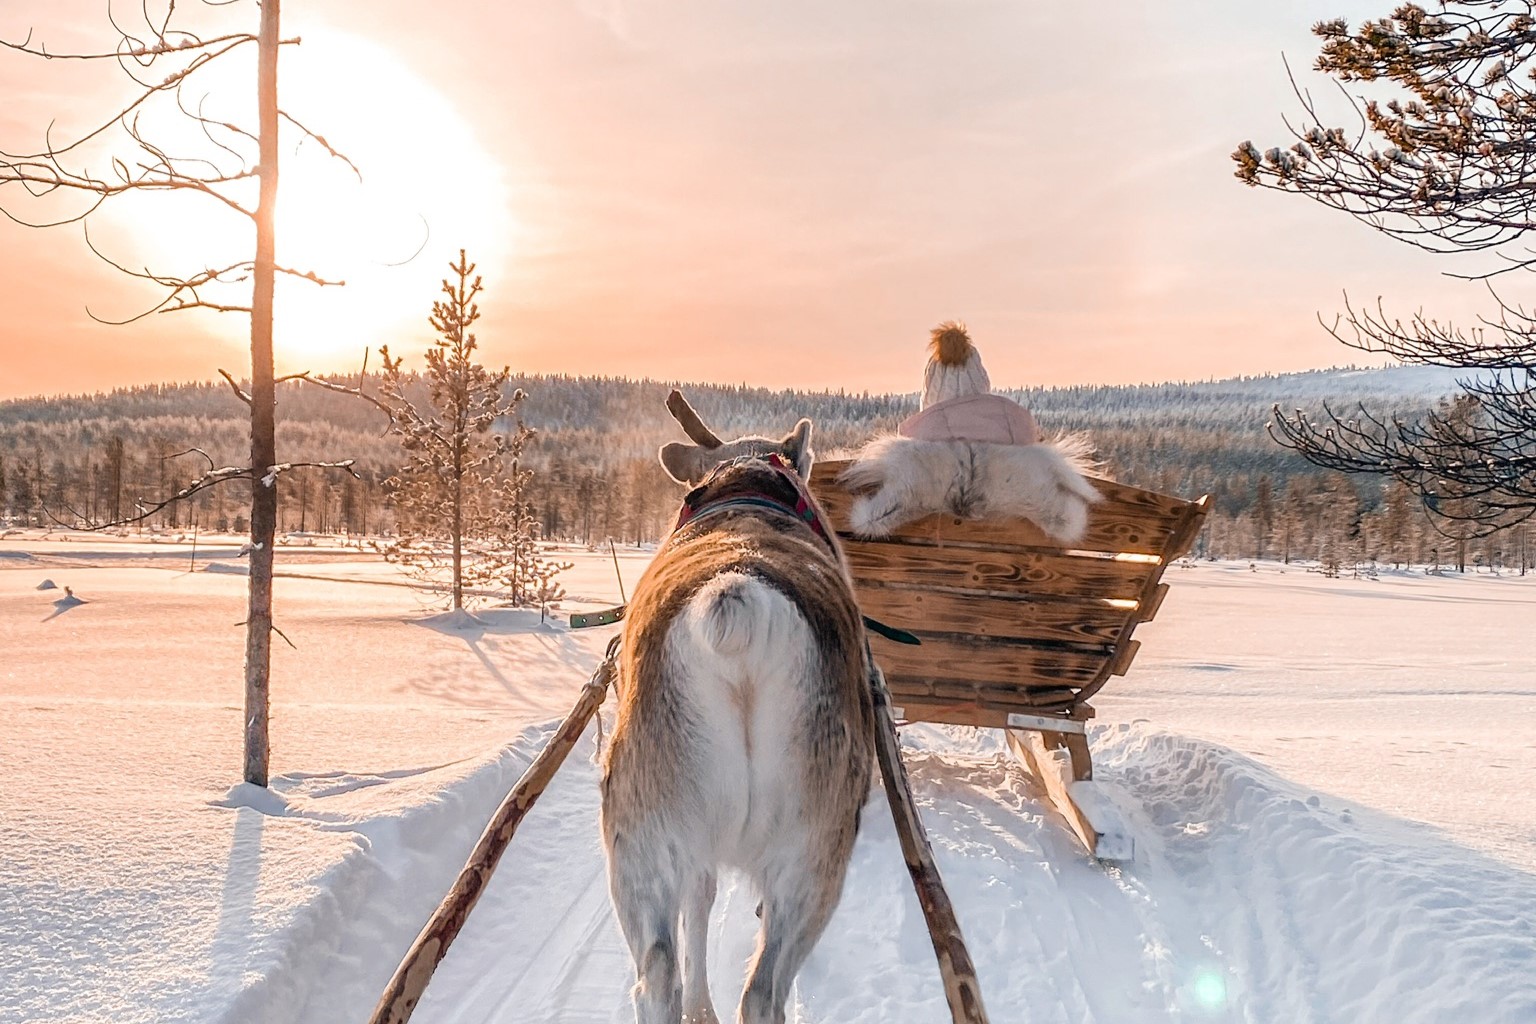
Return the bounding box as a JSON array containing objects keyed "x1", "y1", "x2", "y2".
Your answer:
[
  {"x1": 98, "y1": 24, "x2": 516, "y2": 373},
  {"x1": 268, "y1": 27, "x2": 517, "y2": 371}
]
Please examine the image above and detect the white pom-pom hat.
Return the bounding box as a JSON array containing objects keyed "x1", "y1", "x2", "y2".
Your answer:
[{"x1": 921, "y1": 320, "x2": 990, "y2": 409}]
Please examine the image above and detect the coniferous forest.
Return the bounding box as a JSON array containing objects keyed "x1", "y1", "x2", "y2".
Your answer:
[{"x1": 1, "y1": 364, "x2": 1531, "y2": 573}]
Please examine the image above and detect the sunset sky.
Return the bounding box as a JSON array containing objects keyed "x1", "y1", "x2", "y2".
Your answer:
[{"x1": 0, "y1": 0, "x2": 1506, "y2": 400}]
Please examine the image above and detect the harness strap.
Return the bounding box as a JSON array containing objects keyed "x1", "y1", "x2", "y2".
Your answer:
[
  {"x1": 674, "y1": 453, "x2": 834, "y2": 551},
  {"x1": 570, "y1": 601, "x2": 918, "y2": 645},
  {"x1": 863, "y1": 616, "x2": 922, "y2": 645},
  {"x1": 570, "y1": 453, "x2": 922, "y2": 642}
]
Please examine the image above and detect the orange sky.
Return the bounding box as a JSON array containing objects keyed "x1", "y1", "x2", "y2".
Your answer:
[{"x1": 0, "y1": 0, "x2": 1504, "y2": 400}]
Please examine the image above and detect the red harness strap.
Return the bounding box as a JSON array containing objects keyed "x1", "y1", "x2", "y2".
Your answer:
[{"x1": 673, "y1": 453, "x2": 833, "y2": 550}]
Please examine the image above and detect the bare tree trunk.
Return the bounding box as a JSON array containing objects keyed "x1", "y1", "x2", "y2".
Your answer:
[
  {"x1": 452, "y1": 351, "x2": 467, "y2": 611},
  {"x1": 107, "y1": 437, "x2": 123, "y2": 523},
  {"x1": 452, "y1": 470, "x2": 463, "y2": 611},
  {"x1": 244, "y1": 0, "x2": 281, "y2": 788}
]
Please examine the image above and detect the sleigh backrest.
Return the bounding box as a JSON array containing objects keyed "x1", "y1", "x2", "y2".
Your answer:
[{"x1": 809, "y1": 459, "x2": 1208, "y2": 726}]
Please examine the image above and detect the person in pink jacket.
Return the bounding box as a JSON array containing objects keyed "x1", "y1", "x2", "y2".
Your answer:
[
  {"x1": 896, "y1": 321, "x2": 1040, "y2": 446},
  {"x1": 841, "y1": 319, "x2": 1097, "y2": 542}
]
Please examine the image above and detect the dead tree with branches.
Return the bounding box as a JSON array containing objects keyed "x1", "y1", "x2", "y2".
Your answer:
[
  {"x1": 0, "y1": 1, "x2": 366, "y2": 785},
  {"x1": 1234, "y1": 2, "x2": 1536, "y2": 532}
]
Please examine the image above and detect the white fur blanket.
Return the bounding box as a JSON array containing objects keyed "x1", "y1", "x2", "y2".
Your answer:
[{"x1": 838, "y1": 435, "x2": 1101, "y2": 543}]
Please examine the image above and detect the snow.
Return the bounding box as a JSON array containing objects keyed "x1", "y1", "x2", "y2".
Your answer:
[
  {"x1": 2, "y1": 535, "x2": 1534, "y2": 1023},
  {"x1": 1115, "y1": 560, "x2": 1536, "y2": 872}
]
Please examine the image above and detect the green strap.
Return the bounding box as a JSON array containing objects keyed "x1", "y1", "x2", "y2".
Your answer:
[
  {"x1": 863, "y1": 615, "x2": 922, "y2": 645},
  {"x1": 570, "y1": 605, "x2": 626, "y2": 629}
]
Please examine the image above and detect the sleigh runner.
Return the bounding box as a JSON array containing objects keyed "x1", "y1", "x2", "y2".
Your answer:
[{"x1": 809, "y1": 459, "x2": 1208, "y2": 858}]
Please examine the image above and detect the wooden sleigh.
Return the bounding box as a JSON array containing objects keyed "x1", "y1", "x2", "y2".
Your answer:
[{"x1": 809, "y1": 459, "x2": 1209, "y2": 860}]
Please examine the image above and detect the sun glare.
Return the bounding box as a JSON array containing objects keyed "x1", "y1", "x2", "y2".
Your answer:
[{"x1": 98, "y1": 25, "x2": 514, "y2": 373}]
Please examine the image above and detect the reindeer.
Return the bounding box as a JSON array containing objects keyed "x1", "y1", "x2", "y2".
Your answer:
[{"x1": 601, "y1": 393, "x2": 875, "y2": 1024}]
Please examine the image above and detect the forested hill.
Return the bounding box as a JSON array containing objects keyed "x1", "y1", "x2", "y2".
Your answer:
[
  {"x1": 0, "y1": 361, "x2": 1466, "y2": 484},
  {"x1": 0, "y1": 363, "x2": 1480, "y2": 561},
  {"x1": 0, "y1": 362, "x2": 1462, "y2": 469},
  {"x1": 0, "y1": 362, "x2": 1466, "y2": 425},
  {"x1": 0, "y1": 362, "x2": 1464, "y2": 438}
]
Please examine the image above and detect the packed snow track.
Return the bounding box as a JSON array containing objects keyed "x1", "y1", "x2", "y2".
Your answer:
[{"x1": 279, "y1": 721, "x2": 1536, "y2": 1024}]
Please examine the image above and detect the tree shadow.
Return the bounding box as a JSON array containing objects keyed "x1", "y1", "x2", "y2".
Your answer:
[
  {"x1": 466, "y1": 636, "x2": 513, "y2": 691},
  {"x1": 403, "y1": 607, "x2": 606, "y2": 711},
  {"x1": 411, "y1": 606, "x2": 554, "y2": 640},
  {"x1": 205, "y1": 793, "x2": 268, "y2": 1011},
  {"x1": 410, "y1": 607, "x2": 565, "y2": 694}
]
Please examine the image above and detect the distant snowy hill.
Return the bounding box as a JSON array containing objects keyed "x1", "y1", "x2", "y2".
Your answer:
[
  {"x1": 1277, "y1": 363, "x2": 1471, "y2": 398},
  {"x1": 0, "y1": 360, "x2": 1479, "y2": 483},
  {"x1": 1011, "y1": 363, "x2": 1471, "y2": 424},
  {"x1": 1095, "y1": 363, "x2": 1472, "y2": 401}
]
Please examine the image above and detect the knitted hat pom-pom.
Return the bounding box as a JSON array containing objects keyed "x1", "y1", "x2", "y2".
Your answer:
[{"x1": 929, "y1": 321, "x2": 975, "y2": 366}]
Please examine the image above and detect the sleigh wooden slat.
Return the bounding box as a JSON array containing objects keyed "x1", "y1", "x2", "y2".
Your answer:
[
  {"x1": 813, "y1": 473, "x2": 1193, "y2": 558},
  {"x1": 811, "y1": 458, "x2": 1205, "y2": 720},
  {"x1": 871, "y1": 633, "x2": 1109, "y2": 688},
  {"x1": 885, "y1": 693, "x2": 1082, "y2": 726},
  {"x1": 843, "y1": 542, "x2": 1160, "y2": 603},
  {"x1": 852, "y1": 587, "x2": 1132, "y2": 646}
]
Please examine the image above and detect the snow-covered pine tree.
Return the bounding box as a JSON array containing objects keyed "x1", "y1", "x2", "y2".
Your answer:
[{"x1": 379, "y1": 251, "x2": 523, "y2": 611}]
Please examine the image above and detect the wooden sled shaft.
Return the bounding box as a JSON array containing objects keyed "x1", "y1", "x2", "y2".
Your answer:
[
  {"x1": 367, "y1": 637, "x2": 620, "y2": 1024},
  {"x1": 870, "y1": 660, "x2": 992, "y2": 1024}
]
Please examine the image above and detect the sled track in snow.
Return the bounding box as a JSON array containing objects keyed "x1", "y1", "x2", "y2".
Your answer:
[
  {"x1": 412, "y1": 739, "x2": 633, "y2": 1024},
  {"x1": 358, "y1": 723, "x2": 1536, "y2": 1024},
  {"x1": 448, "y1": 853, "x2": 631, "y2": 1023},
  {"x1": 409, "y1": 728, "x2": 1250, "y2": 1024}
]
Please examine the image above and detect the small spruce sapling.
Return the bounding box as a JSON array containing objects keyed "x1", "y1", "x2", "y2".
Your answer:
[{"x1": 378, "y1": 250, "x2": 568, "y2": 610}]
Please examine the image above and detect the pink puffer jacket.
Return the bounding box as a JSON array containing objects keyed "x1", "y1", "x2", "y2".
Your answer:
[{"x1": 896, "y1": 392, "x2": 1040, "y2": 446}]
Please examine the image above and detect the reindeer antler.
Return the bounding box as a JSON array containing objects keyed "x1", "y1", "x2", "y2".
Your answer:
[{"x1": 666, "y1": 389, "x2": 723, "y2": 449}]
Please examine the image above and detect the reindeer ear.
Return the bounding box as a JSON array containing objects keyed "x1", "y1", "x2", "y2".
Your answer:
[
  {"x1": 659, "y1": 442, "x2": 711, "y2": 485},
  {"x1": 781, "y1": 418, "x2": 814, "y2": 478}
]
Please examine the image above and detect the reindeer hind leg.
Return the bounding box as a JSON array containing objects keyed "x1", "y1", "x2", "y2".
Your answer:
[
  {"x1": 608, "y1": 833, "x2": 684, "y2": 1024},
  {"x1": 738, "y1": 854, "x2": 846, "y2": 1024},
  {"x1": 680, "y1": 870, "x2": 720, "y2": 1024}
]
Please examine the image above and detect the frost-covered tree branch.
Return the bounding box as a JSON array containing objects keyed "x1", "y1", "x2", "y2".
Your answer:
[
  {"x1": 1239, "y1": 2, "x2": 1536, "y2": 530},
  {"x1": 1235, "y1": 4, "x2": 1536, "y2": 261}
]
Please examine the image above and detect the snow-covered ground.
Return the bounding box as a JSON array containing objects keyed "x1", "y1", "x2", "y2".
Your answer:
[{"x1": 2, "y1": 534, "x2": 1533, "y2": 1023}]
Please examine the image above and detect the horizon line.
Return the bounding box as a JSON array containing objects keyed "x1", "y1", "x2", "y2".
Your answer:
[{"x1": 0, "y1": 360, "x2": 1435, "y2": 406}]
